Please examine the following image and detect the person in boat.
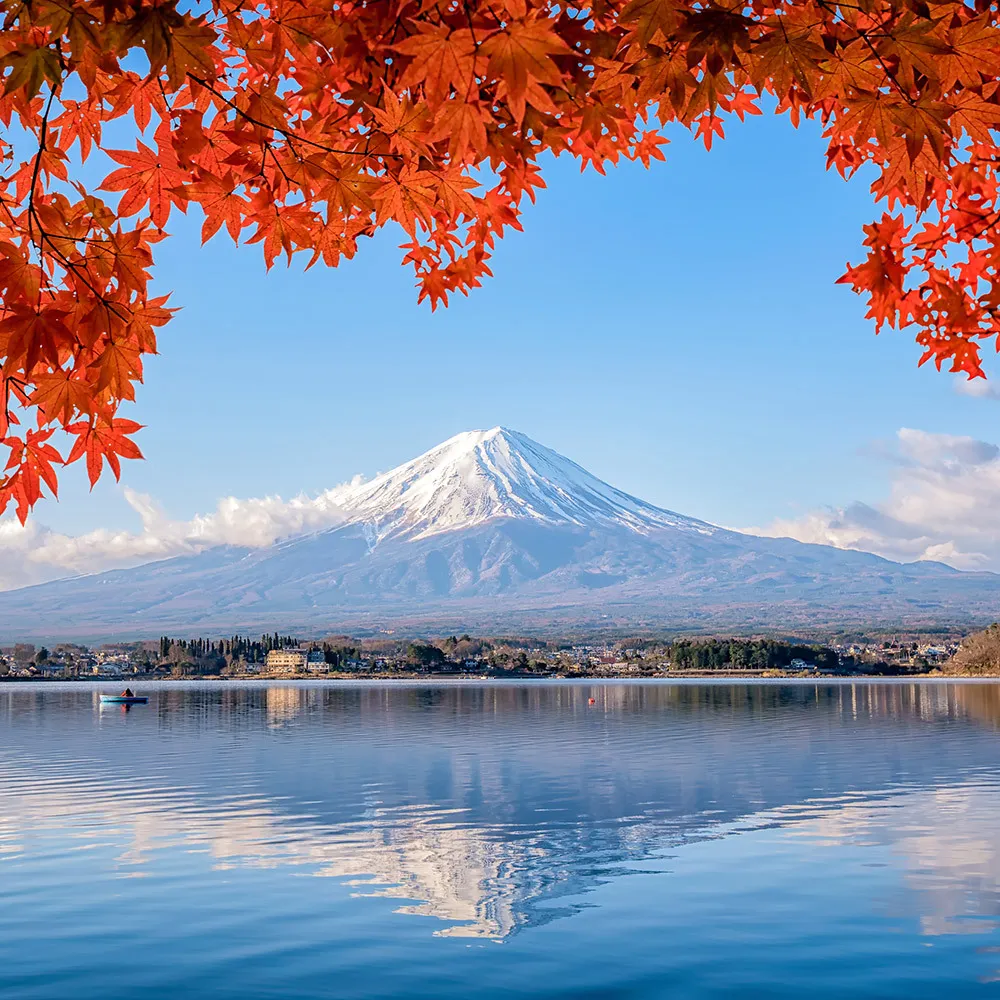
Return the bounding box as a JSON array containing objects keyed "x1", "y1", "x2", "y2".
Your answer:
[{"x1": 121, "y1": 687, "x2": 134, "y2": 698}]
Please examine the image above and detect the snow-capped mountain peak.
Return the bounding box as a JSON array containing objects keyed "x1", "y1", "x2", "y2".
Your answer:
[{"x1": 327, "y1": 426, "x2": 712, "y2": 541}]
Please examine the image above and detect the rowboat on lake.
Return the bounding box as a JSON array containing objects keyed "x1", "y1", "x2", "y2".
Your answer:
[{"x1": 100, "y1": 695, "x2": 148, "y2": 705}]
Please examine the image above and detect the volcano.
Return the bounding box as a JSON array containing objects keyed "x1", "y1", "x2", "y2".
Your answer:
[{"x1": 2, "y1": 427, "x2": 999, "y2": 639}]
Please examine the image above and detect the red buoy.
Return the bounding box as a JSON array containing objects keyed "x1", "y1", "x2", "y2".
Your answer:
[{"x1": 588, "y1": 697, "x2": 596, "y2": 705}]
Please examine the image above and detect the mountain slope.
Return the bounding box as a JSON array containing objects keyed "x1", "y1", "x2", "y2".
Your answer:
[
  {"x1": 322, "y1": 427, "x2": 715, "y2": 540},
  {"x1": 2, "y1": 427, "x2": 999, "y2": 639}
]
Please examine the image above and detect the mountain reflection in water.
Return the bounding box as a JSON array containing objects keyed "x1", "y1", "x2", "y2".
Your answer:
[{"x1": 4, "y1": 681, "x2": 1000, "y2": 998}]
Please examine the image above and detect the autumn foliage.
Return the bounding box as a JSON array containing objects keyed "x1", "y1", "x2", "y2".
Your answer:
[{"x1": 2, "y1": 0, "x2": 1000, "y2": 520}]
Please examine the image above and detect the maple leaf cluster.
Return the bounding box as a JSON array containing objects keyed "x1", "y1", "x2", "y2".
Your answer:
[{"x1": 2, "y1": 0, "x2": 1000, "y2": 521}]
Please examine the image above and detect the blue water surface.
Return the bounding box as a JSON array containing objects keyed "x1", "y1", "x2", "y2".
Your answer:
[{"x1": 3, "y1": 680, "x2": 1000, "y2": 998}]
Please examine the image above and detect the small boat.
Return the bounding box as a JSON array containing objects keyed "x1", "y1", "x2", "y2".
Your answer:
[{"x1": 100, "y1": 695, "x2": 148, "y2": 705}]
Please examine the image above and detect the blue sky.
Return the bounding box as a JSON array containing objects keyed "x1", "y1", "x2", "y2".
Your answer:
[{"x1": 11, "y1": 107, "x2": 1000, "y2": 556}]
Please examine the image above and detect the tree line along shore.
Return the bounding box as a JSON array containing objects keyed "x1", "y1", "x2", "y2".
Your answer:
[{"x1": 3, "y1": 627, "x2": 994, "y2": 680}]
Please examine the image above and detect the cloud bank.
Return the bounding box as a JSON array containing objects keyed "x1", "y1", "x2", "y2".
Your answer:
[
  {"x1": 5, "y1": 427, "x2": 1000, "y2": 592},
  {"x1": 756, "y1": 428, "x2": 1000, "y2": 571},
  {"x1": 0, "y1": 483, "x2": 356, "y2": 591}
]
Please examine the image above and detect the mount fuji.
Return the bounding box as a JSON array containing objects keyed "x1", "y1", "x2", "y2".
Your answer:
[
  {"x1": 317, "y1": 427, "x2": 717, "y2": 540},
  {"x1": 3, "y1": 426, "x2": 1000, "y2": 639}
]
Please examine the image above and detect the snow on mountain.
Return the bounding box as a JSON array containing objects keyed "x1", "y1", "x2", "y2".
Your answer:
[{"x1": 325, "y1": 427, "x2": 713, "y2": 542}]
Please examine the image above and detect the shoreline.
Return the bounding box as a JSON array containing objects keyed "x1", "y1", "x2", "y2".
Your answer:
[{"x1": 3, "y1": 670, "x2": 992, "y2": 683}]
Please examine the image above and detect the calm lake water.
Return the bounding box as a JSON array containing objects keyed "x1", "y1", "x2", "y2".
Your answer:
[{"x1": 4, "y1": 680, "x2": 1000, "y2": 998}]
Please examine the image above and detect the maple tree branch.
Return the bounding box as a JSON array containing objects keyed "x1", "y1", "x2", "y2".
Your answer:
[
  {"x1": 0, "y1": 375, "x2": 15, "y2": 442},
  {"x1": 938, "y1": 205, "x2": 1000, "y2": 248},
  {"x1": 814, "y1": 0, "x2": 915, "y2": 106},
  {"x1": 25, "y1": 85, "x2": 59, "y2": 253},
  {"x1": 187, "y1": 74, "x2": 405, "y2": 160}
]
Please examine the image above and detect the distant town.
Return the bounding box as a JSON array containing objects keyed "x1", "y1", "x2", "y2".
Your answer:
[{"x1": 0, "y1": 630, "x2": 974, "y2": 680}]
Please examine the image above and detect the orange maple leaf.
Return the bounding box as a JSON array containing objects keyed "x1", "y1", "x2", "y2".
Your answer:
[
  {"x1": 100, "y1": 141, "x2": 189, "y2": 229},
  {"x1": 395, "y1": 25, "x2": 477, "y2": 105},
  {"x1": 481, "y1": 18, "x2": 574, "y2": 122},
  {"x1": 66, "y1": 418, "x2": 144, "y2": 488}
]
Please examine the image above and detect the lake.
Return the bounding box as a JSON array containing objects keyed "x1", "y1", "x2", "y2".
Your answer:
[{"x1": 4, "y1": 680, "x2": 1000, "y2": 998}]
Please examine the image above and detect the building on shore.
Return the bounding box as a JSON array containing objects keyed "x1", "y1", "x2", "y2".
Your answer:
[
  {"x1": 265, "y1": 649, "x2": 309, "y2": 673},
  {"x1": 305, "y1": 650, "x2": 329, "y2": 673}
]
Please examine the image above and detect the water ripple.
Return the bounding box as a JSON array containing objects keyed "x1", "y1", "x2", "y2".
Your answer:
[{"x1": 3, "y1": 680, "x2": 1000, "y2": 997}]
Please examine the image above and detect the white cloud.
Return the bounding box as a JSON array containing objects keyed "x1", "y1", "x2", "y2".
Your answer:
[
  {"x1": 0, "y1": 482, "x2": 357, "y2": 592},
  {"x1": 755, "y1": 428, "x2": 1000, "y2": 571},
  {"x1": 954, "y1": 375, "x2": 1000, "y2": 401}
]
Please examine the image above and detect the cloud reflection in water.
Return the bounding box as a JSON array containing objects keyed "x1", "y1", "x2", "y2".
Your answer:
[{"x1": 3, "y1": 681, "x2": 1000, "y2": 945}]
